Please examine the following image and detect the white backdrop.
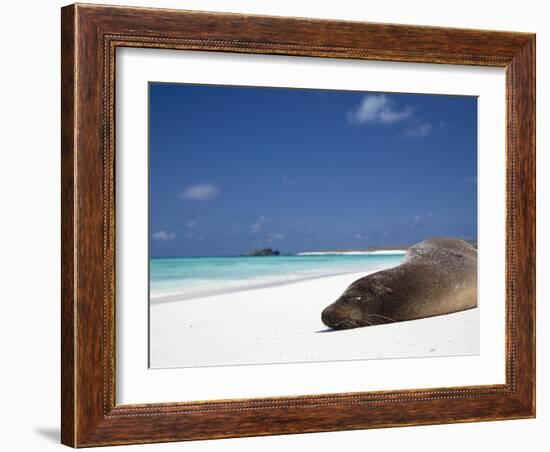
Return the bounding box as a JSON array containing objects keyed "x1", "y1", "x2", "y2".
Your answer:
[{"x1": 0, "y1": 1, "x2": 546, "y2": 451}]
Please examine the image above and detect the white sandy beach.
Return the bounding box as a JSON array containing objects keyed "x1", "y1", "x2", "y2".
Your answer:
[{"x1": 150, "y1": 271, "x2": 478, "y2": 368}]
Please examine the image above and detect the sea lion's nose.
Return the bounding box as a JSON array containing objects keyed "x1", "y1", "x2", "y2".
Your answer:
[
  {"x1": 321, "y1": 301, "x2": 362, "y2": 330},
  {"x1": 321, "y1": 305, "x2": 338, "y2": 328}
]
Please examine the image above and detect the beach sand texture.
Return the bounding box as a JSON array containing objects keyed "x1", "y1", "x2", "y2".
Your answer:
[{"x1": 150, "y1": 271, "x2": 478, "y2": 368}]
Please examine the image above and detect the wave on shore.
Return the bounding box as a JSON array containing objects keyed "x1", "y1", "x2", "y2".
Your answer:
[
  {"x1": 296, "y1": 250, "x2": 406, "y2": 256},
  {"x1": 150, "y1": 253, "x2": 404, "y2": 303}
]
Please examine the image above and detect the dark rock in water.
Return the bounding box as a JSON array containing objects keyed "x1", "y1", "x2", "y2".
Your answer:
[
  {"x1": 321, "y1": 237, "x2": 477, "y2": 330},
  {"x1": 248, "y1": 247, "x2": 280, "y2": 256}
]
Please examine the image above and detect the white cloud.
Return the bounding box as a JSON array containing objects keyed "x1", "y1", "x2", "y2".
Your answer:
[
  {"x1": 152, "y1": 231, "x2": 175, "y2": 241},
  {"x1": 404, "y1": 122, "x2": 433, "y2": 138},
  {"x1": 348, "y1": 94, "x2": 413, "y2": 124},
  {"x1": 412, "y1": 213, "x2": 435, "y2": 227},
  {"x1": 251, "y1": 215, "x2": 269, "y2": 233},
  {"x1": 179, "y1": 183, "x2": 220, "y2": 201},
  {"x1": 267, "y1": 233, "x2": 285, "y2": 242},
  {"x1": 186, "y1": 221, "x2": 196, "y2": 228},
  {"x1": 282, "y1": 173, "x2": 296, "y2": 185}
]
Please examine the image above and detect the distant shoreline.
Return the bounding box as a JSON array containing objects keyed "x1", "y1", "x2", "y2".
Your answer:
[
  {"x1": 150, "y1": 238, "x2": 477, "y2": 259},
  {"x1": 150, "y1": 249, "x2": 408, "y2": 259},
  {"x1": 296, "y1": 250, "x2": 406, "y2": 256}
]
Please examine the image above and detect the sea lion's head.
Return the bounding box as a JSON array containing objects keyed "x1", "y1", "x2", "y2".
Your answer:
[{"x1": 321, "y1": 277, "x2": 395, "y2": 330}]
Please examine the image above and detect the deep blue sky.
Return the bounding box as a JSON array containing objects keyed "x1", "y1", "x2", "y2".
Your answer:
[{"x1": 149, "y1": 83, "x2": 477, "y2": 257}]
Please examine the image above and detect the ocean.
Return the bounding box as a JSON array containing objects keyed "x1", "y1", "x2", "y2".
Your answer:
[{"x1": 150, "y1": 252, "x2": 405, "y2": 302}]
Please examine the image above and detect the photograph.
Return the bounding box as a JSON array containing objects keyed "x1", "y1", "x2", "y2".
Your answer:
[
  {"x1": 52, "y1": 2, "x2": 537, "y2": 447},
  {"x1": 148, "y1": 83, "x2": 479, "y2": 368}
]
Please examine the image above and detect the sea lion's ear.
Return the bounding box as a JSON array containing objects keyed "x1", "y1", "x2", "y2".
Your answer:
[{"x1": 373, "y1": 285, "x2": 393, "y2": 295}]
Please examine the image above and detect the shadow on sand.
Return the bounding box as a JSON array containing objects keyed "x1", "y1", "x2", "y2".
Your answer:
[{"x1": 314, "y1": 328, "x2": 340, "y2": 333}]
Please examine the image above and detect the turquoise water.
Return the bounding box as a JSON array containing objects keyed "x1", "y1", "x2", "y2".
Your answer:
[{"x1": 150, "y1": 253, "x2": 405, "y2": 302}]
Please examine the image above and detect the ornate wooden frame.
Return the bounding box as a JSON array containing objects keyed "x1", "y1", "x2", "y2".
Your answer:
[{"x1": 61, "y1": 3, "x2": 536, "y2": 447}]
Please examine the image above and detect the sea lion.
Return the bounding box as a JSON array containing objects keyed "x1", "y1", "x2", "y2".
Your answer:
[{"x1": 321, "y1": 237, "x2": 477, "y2": 330}]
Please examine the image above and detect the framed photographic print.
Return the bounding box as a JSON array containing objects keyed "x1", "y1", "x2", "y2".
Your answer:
[{"x1": 61, "y1": 3, "x2": 536, "y2": 447}]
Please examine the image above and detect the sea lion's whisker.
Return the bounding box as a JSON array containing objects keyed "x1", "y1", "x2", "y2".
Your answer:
[{"x1": 368, "y1": 313, "x2": 396, "y2": 323}]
